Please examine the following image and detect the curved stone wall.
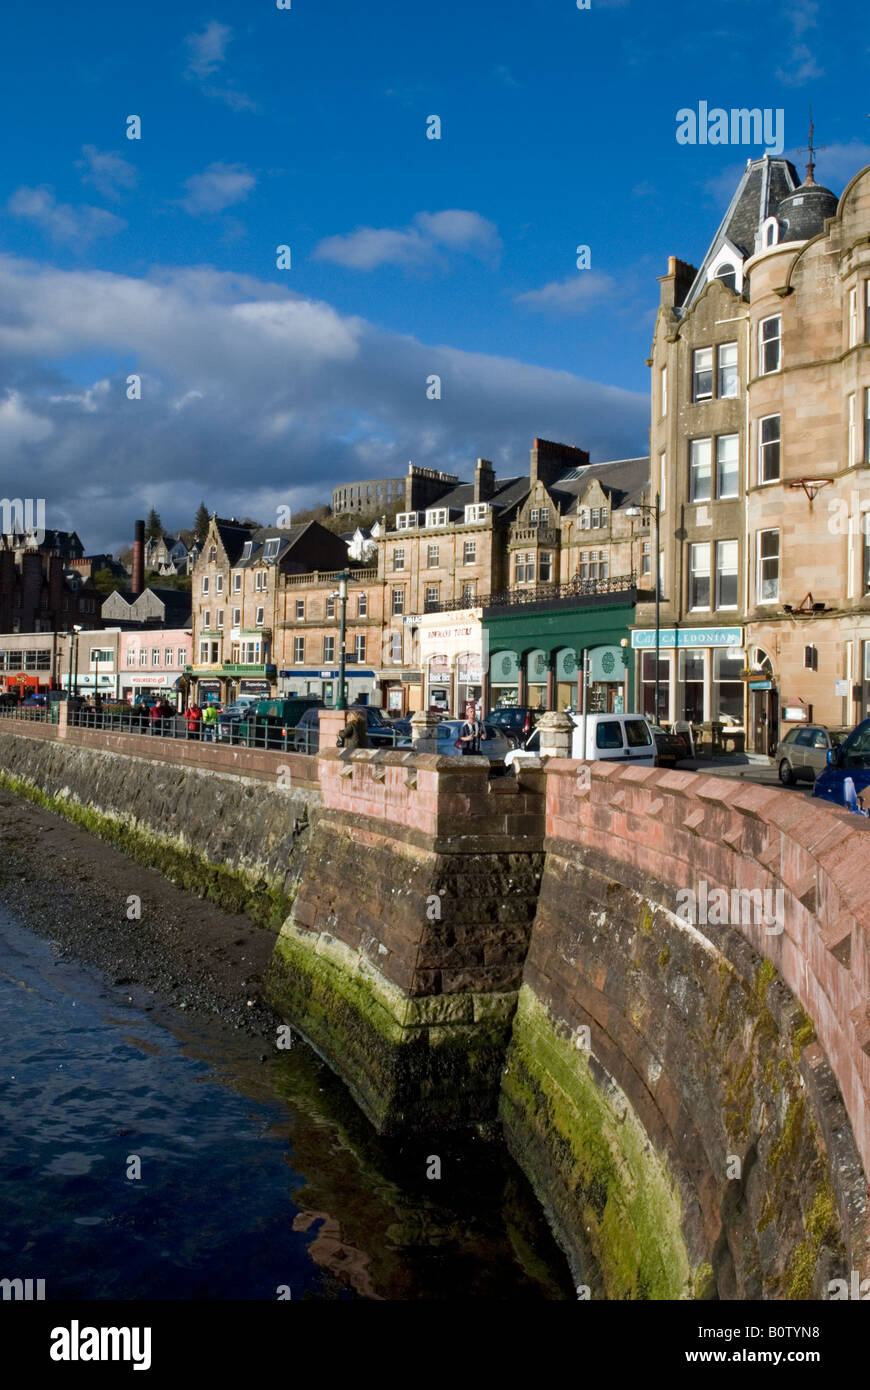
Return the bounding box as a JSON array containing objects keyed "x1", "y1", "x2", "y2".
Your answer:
[{"x1": 501, "y1": 762, "x2": 869, "y2": 1298}]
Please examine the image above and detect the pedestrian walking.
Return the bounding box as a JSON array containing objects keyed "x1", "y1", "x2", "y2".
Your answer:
[
  {"x1": 186, "y1": 702, "x2": 202, "y2": 741},
  {"x1": 201, "y1": 702, "x2": 219, "y2": 742}
]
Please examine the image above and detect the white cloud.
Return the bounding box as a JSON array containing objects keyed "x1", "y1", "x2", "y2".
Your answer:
[
  {"x1": 7, "y1": 186, "x2": 126, "y2": 243},
  {"x1": 76, "y1": 146, "x2": 137, "y2": 201},
  {"x1": 776, "y1": 43, "x2": 823, "y2": 87},
  {"x1": 0, "y1": 390, "x2": 54, "y2": 446},
  {"x1": 314, "y1": 209, "x2": 500, "y2": 271},
  {"x1": 179, "y1": 163, "x2": 256, "y2": 215},
  {"x1": 0, "y1": 254, "x2": 648, "y2": 551},
  {"x1": 513, "y1": 272, "x2": 618, "y2": 316},
  {"x1": 183, "y1": 21, "x2": 256, "y2": 112},
  {"x1": 184, "y1": 20, "x2": 231, "y2": 78}
]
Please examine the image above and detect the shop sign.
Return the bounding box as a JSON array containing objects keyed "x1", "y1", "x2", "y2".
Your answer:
[
  {"x1": 240, "y1": 679, "x2": 271, "y2": 695},
  {"x1": 631, "y1": 627, "x2": 743, "y2": 649}
]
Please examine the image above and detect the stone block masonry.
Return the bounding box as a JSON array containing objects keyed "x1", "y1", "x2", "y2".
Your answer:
[
  {"x1": 265, "y1": 749, "x2": 545, "y2": 1132},
  {"x1": 2, "y1": 718, "x2": 869, "y2": 1299},
  {"x1": 501, "y1": 761, "x2": 870, "y2": 1299},
  {"x1": 0, "y1": 724, "x2": 320, "y2": 931}
]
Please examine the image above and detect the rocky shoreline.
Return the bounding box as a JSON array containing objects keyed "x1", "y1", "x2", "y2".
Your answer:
[{"x1": 0, "y1": 787, "x2": 281, "y2": 1040}]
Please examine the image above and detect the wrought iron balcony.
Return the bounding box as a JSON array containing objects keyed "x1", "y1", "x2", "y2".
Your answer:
[{"x1": 426, "y1": 573, "x2": 636, "y2": 613}]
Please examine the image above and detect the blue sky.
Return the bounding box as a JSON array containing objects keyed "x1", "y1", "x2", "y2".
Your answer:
[{"x1": 0, "y1": 0, "x2": 867, "y2": 551}]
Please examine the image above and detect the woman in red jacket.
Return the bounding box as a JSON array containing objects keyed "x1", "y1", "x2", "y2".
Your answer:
[{"x1": 186, "y1": 702, "x2": 202, "y2": 740}]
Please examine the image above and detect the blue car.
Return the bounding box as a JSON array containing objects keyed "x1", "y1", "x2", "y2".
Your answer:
[{"x1": 812, "y1": 718, "x2": 870, "y2": 808}]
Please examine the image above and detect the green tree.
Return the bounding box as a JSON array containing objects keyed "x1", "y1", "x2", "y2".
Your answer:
[
  {"x1": 145, "y1": 507, "x2": 163, "y2": 540},
  {"x1": 194, "y1": 502, "x2": 210, "y2": 541},
  {"x1": 92, "y1": 567, "x2": 129, "y2": 596}
]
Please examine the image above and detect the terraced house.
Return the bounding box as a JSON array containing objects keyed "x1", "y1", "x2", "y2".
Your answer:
[
  {"x1": 640, "y1": 151, "x2": 870, "y2": 752},
  {"x1": 189, "y1": 516, "x2": 347, "y2": 705}
]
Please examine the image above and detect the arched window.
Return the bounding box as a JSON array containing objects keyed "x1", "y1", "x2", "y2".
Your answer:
[
  {"x1": 761, "y1": 216, "x2": 779, "y2": 248},
  {"x1": 714, "y1": 264, "x2": 737, "y2": 292}
]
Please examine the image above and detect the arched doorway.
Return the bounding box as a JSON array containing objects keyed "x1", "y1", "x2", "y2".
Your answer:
[
  {"x1": 489, "y1": 651, "x2": 520, "y2": 708},
  {"x1": 748, "y1": 648, "x2": 778, "y2": 755},
  {"x1": 526, "y1": 648, "x2": 548, "y2": 710}
]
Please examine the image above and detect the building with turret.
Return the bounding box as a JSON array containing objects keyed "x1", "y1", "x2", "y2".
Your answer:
[{"x1": 637, "y1": 149, "x2": 870, "y2": 753}]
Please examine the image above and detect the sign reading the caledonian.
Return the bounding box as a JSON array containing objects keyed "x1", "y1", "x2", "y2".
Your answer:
[{"x1": 631, "y1": 627, "x2": 743, "y2": 649}]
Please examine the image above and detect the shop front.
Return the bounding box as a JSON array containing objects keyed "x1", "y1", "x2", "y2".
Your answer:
[
  {"x1": 277, "y1": 667, "x2": 377, "y2": 705},
  {"x1": 630, "y1": 626, "x2": 745, "y2": 730},
  {"x1": 483, "y1": 590, "x2": 636, "y2": 717},
  {"x1": 417, "y1": 610, "x2": 485, "y2": 717}
]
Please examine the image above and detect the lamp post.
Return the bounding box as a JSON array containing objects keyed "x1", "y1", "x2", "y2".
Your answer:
[
  {"x1": 334, "y1": 571, "x2": 349, "y2": 711},
  {"x1": 626, "y1": 494, "x2": 662, "y2": 722},
  {"x1": 72, "y1": 625, "x2": 82, "y2": 699}
]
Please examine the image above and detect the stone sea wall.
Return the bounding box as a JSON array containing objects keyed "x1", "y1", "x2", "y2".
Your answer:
[{"x1": 0, "y1": 725, "x2": 319, "y2": 929}]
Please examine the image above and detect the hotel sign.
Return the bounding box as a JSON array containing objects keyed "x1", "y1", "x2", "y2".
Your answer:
[{"x1": 631, "y1": 627, "x2": 743, "y2": 650}]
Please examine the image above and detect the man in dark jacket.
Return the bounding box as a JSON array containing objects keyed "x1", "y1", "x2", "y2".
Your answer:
[{"x1": 337, "y1": 709, "x2": 368, "y2": 752}]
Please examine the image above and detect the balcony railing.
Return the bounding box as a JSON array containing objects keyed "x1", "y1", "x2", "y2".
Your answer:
[
  {"x1": 426, "y1": 573, "x2": 637, "y2": 613},
  {"x1": 283, "y1": 569, "x2": 377, "y2": 586}
]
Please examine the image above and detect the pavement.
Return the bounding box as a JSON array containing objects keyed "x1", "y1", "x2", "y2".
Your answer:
[{"x1": 672, "y1": 754, "x2": 811, "y2": 791}]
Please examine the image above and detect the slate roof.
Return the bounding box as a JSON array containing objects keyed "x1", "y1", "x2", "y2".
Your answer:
[
  {"x1": 682, "y1": 157, "x2": 800, "y2": 311},
  {"x1": 551, "y1": 457, "x2": 651, "y2": 513},
  {"x1": 234, "y1": 522, "x2": 313, "y2": 569},
  {"x1": 213, "y1": 518, "x2": 256, "y2": 565}
]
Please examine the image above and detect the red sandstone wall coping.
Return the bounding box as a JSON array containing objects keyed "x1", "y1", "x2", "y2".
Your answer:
[
  {"x1": 544, "y1": 759, "x2": 870, "y2": 1181},
  {"x1": 0, "y1": 718, "x2": 321, "y2": 791},
  {"x1": 315, "y1": 747, "x2": 545, "y2": 843}
]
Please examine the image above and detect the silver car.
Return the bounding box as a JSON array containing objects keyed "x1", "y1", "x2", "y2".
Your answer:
[
  {"x1": 435, "y1": 720, "x2": 510, "y2": 761},
  {"x1": 774, "y1": 725, "x2": 844, "y2": 785}
]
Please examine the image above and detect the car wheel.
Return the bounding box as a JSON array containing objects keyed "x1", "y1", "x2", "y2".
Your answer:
[{"x1": 778, "y1": 759, "x2": 795, "y2": 786}]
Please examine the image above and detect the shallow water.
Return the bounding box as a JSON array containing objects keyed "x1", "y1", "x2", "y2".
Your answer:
[{"x1": 0, "y1": 906, "x2": 571, "y2": 1300}]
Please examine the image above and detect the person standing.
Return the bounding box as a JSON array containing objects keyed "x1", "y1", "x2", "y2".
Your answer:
[
  {"x1": 337, "y1": 708, "x2": 368, "y2": 753},
  {"x1": 186, "y1": 702, "x2": 202, "y2": 741},
  {"x1": 201, "y1": 701, "x2": 219, "y2": 742},
  {"x1": 458, "y1": 700, "x2": 482, "y2": 756}
]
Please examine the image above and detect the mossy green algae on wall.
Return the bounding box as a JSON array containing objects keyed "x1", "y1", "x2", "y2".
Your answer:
[
  {"x1": 501, "y1": 984, "x2": 696, "y2": 1300},
  {"x1": 266, "y1": 920, "x2": 517, "y2": 1134}
]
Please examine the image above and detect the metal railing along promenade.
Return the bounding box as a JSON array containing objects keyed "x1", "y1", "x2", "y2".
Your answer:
[{"x1": 0, "y1": 705, "x2": 407, "y2": 756}]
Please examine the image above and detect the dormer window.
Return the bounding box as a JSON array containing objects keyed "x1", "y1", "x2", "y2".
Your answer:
[
  {"x1": 263, "y1": 538, "x2": 281, "y2": 562},
  {"x1": 241, "y1": 541, "x2": 253, "y2": 561},
  {"x1": 395, "y1": 512, "x2": 417, "y2": 530},
  {"x1": 714, "y1": 264, "x2": 737, "y2": 291},
  {"x1": 464, "y1": 503, "x2": 488, "y2": 524},
  {"x1": 761, "y1": 216, "x2": 779, "y2": 249},
  {"x1": 425, "y1": 509, "x2": 448, "y2": 527}
]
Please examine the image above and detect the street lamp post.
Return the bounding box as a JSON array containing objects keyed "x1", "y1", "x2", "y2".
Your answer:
[
  {"x1": 335, "y1": 572, "x2": 349, "y2": 711},
  {"x1": 72, "y1": 625, "x2": 82, "y2": 699},
  {"x1": 626, "y1": 494, "x2": 662, "y2": 723}
]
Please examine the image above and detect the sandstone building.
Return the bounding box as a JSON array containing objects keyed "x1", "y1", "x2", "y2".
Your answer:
[{"x1": 639, "y1": 152, "x2": 870, "y2": 752}]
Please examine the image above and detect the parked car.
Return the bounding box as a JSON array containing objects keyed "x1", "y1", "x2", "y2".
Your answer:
[
  {"x1": 21, "y1": 693, "x2": 47, "y2": 707},
  {"x1": 774, "y1": 724, "x2": 845, "y2": 786},
  {"x1": 571, "y1": 713, "x2": 656, "y2": 764},
  {"x1": 290, "y1": 704, "x2": 400, "y2": 754},
  {"x1": 813, "y1": 718, "x2": 870, "y2": 807},
  {"x1": 433, "y1": 720, "x2": 511, "y2": 762},
  {"x1": 239, "y1": 697, "x2": 323, "y2": 750},
  {"x1": 217, "y1": 696, "x2": 261, "y2": 741},
  {"x1": 485, "y1": 706, "x2": 544, "y2": 748},
  {"x1": 505, "y1": 713, "x2": 656, "y2": 768},
  {"x1": 649, "y1": 723, "x2": 691, "y2": 768}
]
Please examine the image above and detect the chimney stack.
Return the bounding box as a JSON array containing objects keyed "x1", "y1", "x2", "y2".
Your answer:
[
  {"x1": 474, "y1": 458, "x2": 495, "y2": 503},
  {"x1": 132, "y1": 519, "x2": 145, "y2": 598}
]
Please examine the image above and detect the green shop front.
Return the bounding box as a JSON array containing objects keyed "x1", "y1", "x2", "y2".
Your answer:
[{"x1": 482, "y1": 587, "x2": 636, "y2": 714}]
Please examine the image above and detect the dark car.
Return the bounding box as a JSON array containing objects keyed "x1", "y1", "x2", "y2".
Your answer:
[
  {"x1": 813, "y1": 718, "x2": 870, "y2": 808},
  {"x1": 217, "y1": 696, "x2": 261, "y2": 741},
  {"x1": 240, "y1": 697, "x2": 323, "y2": 750},
  {"x1": 291, "y1": 704, "x2": 399, "y2": 755},
  {"x1": 649, "y1": 723, "x2": 691, "y2": 768},
  {"x1": 485, "y1": 706, "x2": 543, "y2": 748}
]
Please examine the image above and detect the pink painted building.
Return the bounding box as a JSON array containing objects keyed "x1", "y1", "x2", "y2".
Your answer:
[{"x1": 119, "y1": 628, "x2": 192, "y2": 705}]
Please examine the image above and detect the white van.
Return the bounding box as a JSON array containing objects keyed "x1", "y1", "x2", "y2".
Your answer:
[{"x1": 505, "y1": 712, "x2": 656, "y2": 769}]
